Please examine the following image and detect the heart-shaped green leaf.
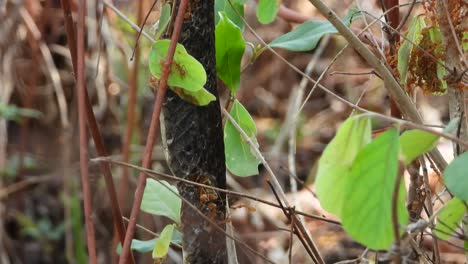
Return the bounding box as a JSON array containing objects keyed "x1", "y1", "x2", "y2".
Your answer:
[
  {"x1": 149, "y1": 40, "x2": 206, "y2": 92},
  {"x1": 315, "y1": 115, "x2": 372, "y2": 217},
  {"x1": 256, "y1": 0, "x2": 281, "y2": 24},
  {"x1": 342, "y1": 129, "x2": 408, "y2": 250},
  {"x1": 444, "y1": 152, "x2": 468, "y2": 201}
]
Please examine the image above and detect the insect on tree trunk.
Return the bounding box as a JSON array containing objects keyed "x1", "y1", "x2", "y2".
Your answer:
[{"x1": 161, "y1": 0, "x2": 228, "y2": 263}]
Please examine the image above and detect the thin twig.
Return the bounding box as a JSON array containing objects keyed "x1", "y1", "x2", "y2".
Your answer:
[
  {"x1": 92, "y1": 157, "x2": 341, "y2": 225},
  {"x1": 118, "y1": 0, "x2": 189, "y2": 262},
  {"x1": 77, "y1": 0, "x2": 97, "y2": 261}
]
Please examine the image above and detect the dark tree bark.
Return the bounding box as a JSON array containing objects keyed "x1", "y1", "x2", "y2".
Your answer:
[{"x1": 161, "y1": 0, "x2": 228, "y2": 263}]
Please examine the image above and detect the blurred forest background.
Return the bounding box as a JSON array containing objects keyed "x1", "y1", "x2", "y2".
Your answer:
[{"x1": 0, "y1": 0, "x2": 466, "y2": 263}]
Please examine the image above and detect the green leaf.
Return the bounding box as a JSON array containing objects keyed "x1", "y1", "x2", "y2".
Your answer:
[
  {"x1": 171, "y1": 87, "x2": 216, "y2": 106},
  {"x1": 141, "y1": 179, "x2": 181, "y2": 224},
  {"x1": 116, "y1": 238, "x2": 157, "y2": 254},
  {"x1": 315, "y1": 115, "x2": 372, "y2": 217},
  {"x1": 443, "y1": 152, "x2": 468, "y2": 201},
  {"x1": 256, "y1": 0, "x2": 281, "y2": 24},
  {"x1": 342, "y1": 129, "x2": 408, "y2": 250},
  {"x1": 399, "y1": 130, "x2": 438, "y2": 165},
  {"x1": 153, "y1": 3, "x2": 171, "y2": 40},
  {"x1": 269, "y1": 8, "x2": 362, "y2": 51},
  {"x1": 215, "y1": 0, "x2": 245, "y2": 30},
  {"x1": 149, "y1": 40, "x2": 206, "y2": 92},
  {"x1": 398, "y1": 16, "x2": 425, "y2": 85},
  {"x1": 427, "y1": 27, "x2": 447, "y2": 93},
  {"x1": 153, "y1": 224, "x2": 175, "y2": 259},
  {"x1": 216, "y1": 12, "x2": 245, "y2": 93},
  {"x1": 224, "y1": 100, "x2": 261, "y2": 176},
  {"x1": 434, "y1": 198, "x2": 466, "y2": 239},
  {"x1": 0, "y1": 103, "x2": 42, "y2": 122}
]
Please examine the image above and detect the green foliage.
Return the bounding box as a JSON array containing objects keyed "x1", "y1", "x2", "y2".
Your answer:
[
  {"x1": 256, "y1": 0, "x2": 281, "y2": 24},
  {"x1": 443, "y1": 152, "x2": 468, "y2": 201},
  {"x1": 116, "y1": 229, "x2": 182, "y2": 255},
  {"x1": 141, "y1": 179, "x2": 181, "y2": 224},
  {"x1": 434, "y1": 198, "x2": 466, "y2": 239},
  {"x1": 398, "y1": 16, "x2": 425, "y2": 85},
  {"x1": 224, "y1": 100, "x2": 261, "y2": 176},
  {"x1": 117, "y1": 238, "x2": 157, "y2": 254},
  {"x1": 0, "y1": 103, "x2": 42, "y2": 123},
  {"x1": 152, "y1": 224, "x2": 175, "y2": 259},
  {"x1": 315, "y1": 115, "x2": 372, "y2": 217},
  {"x1": 149, "y1": 40, "x2": 216, "y2": 105},
  {"x1": 269, "y1": 8, "x2": 362, "y2": 51},
  {"x1": 216, "y1": 12, "x2": 245, "y2": 93},
  {"x1": 215, "y1": 0, "x2": 246, "y2": 30},
  {"x1": 316, "y1": 117, "x2": 410, "y2": 250},
  {"x1": 342, "y1": 129, "x2": 408, "y2": 250},
  {"x1": 399, "y1": 130, "x2": 438, "y2": 165},
  {"x1": 152, "y1": 3, "x2": 171, "y2": 40}
]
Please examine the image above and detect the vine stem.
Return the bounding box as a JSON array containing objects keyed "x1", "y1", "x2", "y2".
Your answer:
[
  {"x1": 77, "y1": 0, "x2": 97, "y2": 262},
  {"x1": 118, "y1": 0, "x2": 189, "y2": 262}
]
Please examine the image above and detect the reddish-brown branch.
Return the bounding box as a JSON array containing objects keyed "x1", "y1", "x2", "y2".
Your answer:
[
  {"x1": 118, "y1": 0, "x2": 189, "y2": 262},
  {"x1": 119, "y1": 0, "x2": 144, "y2": 217},
  {"x1": 60, "y1": 1, "x2": 134, "y2": 262},
  {"x1": 77, "y1": 0, "x2": 97, "y2": 262}
]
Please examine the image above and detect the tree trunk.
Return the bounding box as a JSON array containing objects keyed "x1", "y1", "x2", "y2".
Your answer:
[{"x1": 161, "y1": 0, "x2": 228, "y2": 263}]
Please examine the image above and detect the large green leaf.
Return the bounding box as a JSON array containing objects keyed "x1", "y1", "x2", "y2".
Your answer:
[
  {"x1": 315, "y1": 115, "x2": 372, "y2": 217},
  {"x1": 398, "y1": 16, "x2": 425, "y2": 85},
  {"x1": 443, "y1": 152, "x2": 468, "y2": 201},
  {"x1": 215, "y1": 0, "x2": 245, "y2": 30},
  {"x1": 434, "y1": 198, "x2": 466, "y2": 239},
  {"x1": 224, "y1": 100, "x2": 261, "y2": 176},
  {"x1": 342, "y1": 129, "x2": 408, "y2": 250},
  {"x1": 141, "y1": 179, "x2": 181, "y2": 224},
  {"x1": 256, "y1": 0, "x2": 281, "y2": 24},
  {"x1": 216, "y1": 12, "x2": 245, "y2": 93},
  {"x1": 149, "y1": 40, "x2": 206, "y2": 92},
  {"x1": 152, "y1": 224, "x2": 175, "y2": 259},
  {"x1": 399, "y1": 130, "x2": 438, "y2": 165},
  {"x1": 269, "y1": 8, "x2": 362, "y2": 51}
]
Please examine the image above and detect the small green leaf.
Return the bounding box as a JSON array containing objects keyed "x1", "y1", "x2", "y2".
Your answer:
[
  {"x1": 152, "y1": 224, "x2": 175, "y2": 259},
  {"x1": 149, "y1": 40, "x2": 206, "y2": 92},
  {"x1": 399, "y1": 130, "x2": 438, "y2": 165},
  {"x1": 216, "y1": 12, "x2": 245, "y2": 93},
  {"x1": 398, "y1": 16, "x2": 425, "y2": 85},
  {"x1": 434, "y1": 198, "x2": 466, "y2": 239},
  {"x1": 443, "y1": 152, "x2": 468, "y2": 201},
  {"x1": 270, "y1": 8, "x2": 362, "y2": 51},
  {"x1": 224, "y1": 100, "x2": 261, "y2": 176},
  {"x1": 0, "y1": 103, "x2": 42, "y2": 122},
  {"x1": 141, "y1": 179, "x2": 181, "y2": 224},
  {"x1": 171, "y1": 87, "x2": 216, "y2": 106},
  {"x1": 315, "y1": 115, "x2": 372, "y2": 217},
  {"x1": 153, "y1": 3, "x2": 171, "y2": 40},
  {"x1": 256, "y1": 0, "x2": 281, "y2": 24},
  {"x1": 215, "y1": 0, "x2": 245, "y2": 30},
  {"x1": 116, "y1": 239, "x2": 157, "y2": 254},
  {"x1": 342, "y1": 129, "x2": 408, "y2": 250}
]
